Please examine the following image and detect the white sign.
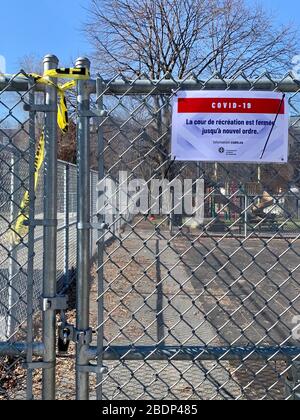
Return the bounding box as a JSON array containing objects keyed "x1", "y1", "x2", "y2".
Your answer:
[{"x1": 171, "y1": 91, "x2": 289, "y2": 163}]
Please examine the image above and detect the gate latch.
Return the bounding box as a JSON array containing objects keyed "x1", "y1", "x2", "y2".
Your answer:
[{"x1": 58, "y1": 324, "x2": 94, "y2": 346}]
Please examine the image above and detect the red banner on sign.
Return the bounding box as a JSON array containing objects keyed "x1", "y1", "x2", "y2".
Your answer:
[{"x1": 178, "y1": 98, "x2": 285, "y2": 115}]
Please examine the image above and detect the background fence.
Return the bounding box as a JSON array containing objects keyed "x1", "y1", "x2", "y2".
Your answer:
[{"x1": 0, "y1": 154, "x2": 85, "y2": 342}]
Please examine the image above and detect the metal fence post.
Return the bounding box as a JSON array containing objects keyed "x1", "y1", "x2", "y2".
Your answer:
[
  {"x1": 42, "y1": 54, "x2": 59, "y2": 400},
  {"x1": 90, "y1": 172, "x2": 94, "y2": 256},
  {"x1": 64, "y1": 163, "x2": 70, "y2": 288},
  {"x1": 76, "y1": 57, "x2": 92, "y2": 401},
  {"x1": 7, "y1": 153, "x2": 20, "y2": 339},
  {"x1": 96, "y1": 77, "x2": 105, "y2": 400},
  {"x1": 26, "y1": 81, "x2": 37, "y2": 400}
]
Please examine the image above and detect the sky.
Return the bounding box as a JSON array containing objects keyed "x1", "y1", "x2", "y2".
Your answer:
[
  {"x1": 261, "y1": 0, "x2": 300, "y2": 23},
  {"x1": 0, "y1": 0, "x2": 91, "y2": 73},
  {"x1": 0, "y1": 0, "x2": 299, "y2": 74}
]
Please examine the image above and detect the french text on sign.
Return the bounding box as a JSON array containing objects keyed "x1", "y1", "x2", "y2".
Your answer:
[{"x1": 172, "y1": 90, "x2": 289, "y2": 164}]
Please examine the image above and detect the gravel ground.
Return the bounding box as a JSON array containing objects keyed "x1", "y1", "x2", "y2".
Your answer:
[
  {"x1": 90, "y1": 221, "x2": 297, "y2": 400},
  {"x1": 1, "y1": 219, "x2": 299, "y2": 400}
]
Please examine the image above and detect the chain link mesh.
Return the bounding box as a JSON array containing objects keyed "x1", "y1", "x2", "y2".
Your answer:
[
  {"x1": 1, "y1": 68, "x2": 300, "y2": 400},
  {"x1": 93, "y1": 73, "x2": 300, "y2": 400},
  {"x1": 0, "y1": 73, "x2": 35, "y2": 399},
  {"x1": 0, "y1": 74, "x2": 87, "y2": 399}
]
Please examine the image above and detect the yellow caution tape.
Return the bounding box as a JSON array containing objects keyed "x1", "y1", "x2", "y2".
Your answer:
[
  {"x1": 57, "y1": 81, "x2": 76, "y2": 134},
  {"x1": 28, "y1": 70, "x2": 83, "y2": 134},
  {"x1": 44, "y1": 67, "x2": 90, "y2": 80},
  {"x1": 10, "y1": 68, "x2": 88, "y2": 244},
  {"x1": 11, "y1": 132, "x2": 45, "y2": 244},
  {"x1": 60, "y1": 80, "x2": 77, "y2": 90}
]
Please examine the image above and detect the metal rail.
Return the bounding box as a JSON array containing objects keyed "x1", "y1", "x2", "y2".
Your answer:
[
  {"x1": 1, "y1": 75, "x2": 300, "y2": 94},
  {"x1": 87, "y1": 345, "x2": 300, "y2": 362}
]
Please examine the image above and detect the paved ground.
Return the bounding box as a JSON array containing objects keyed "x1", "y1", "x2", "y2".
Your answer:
[{"x1": 177, "y1": 235, "x2": 300, "y2": 347}]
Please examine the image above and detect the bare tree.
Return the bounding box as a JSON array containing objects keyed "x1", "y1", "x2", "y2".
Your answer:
[
  {"x1": 19, "y1": 54, "x2": 44, "y2": 75},
  {"x1": 84, "y1": 0, "x2": 298, "y2": 213},
  {"x1": 84, "y1": 0, "x2": 297, "y2": 79}
]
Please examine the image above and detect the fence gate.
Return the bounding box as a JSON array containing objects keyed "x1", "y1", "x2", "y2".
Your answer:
[
  {"x1": 76, "y1": 72, "x2": 300, "y2": 401},
  {"x1": 0, "y1": 55, "x2": 65, "y2": 400}
]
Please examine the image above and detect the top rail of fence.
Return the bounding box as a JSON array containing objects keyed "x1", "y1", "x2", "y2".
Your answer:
[{"x1": 1, "y1": 74, "x2": 300, "y2": 94}]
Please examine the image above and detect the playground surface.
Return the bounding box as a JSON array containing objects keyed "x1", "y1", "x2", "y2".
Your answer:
[
  {"x1": 89, "y1": 223, "x2": 300, "y2": 400},
  {"x1": 2, "y1": 220, "x2": 299, "y2": 400}
]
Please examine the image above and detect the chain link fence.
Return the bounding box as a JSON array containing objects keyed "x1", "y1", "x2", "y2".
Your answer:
[
  {"x1": 0, "y1": 70, "x2": 98, "y2": 399},
  {"x1": 90, "y1": 73, "x2": 300, "y2": 401},
  {"x1": 1, "y1": 58, "x2": 300, "y2": 400},
  {"x1": 0, "y1": 64, "x2": 134, "y2": 400},
  {"x1": 0, "y1": 152, "x2": 83, "y2": 337},
  {"x1": 0, "y1": 73, "x2": 36, "y2": 399}
]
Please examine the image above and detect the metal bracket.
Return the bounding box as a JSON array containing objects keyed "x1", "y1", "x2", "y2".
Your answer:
[
  {"x1": 77, "y1": 222, "x2": 92, "y2": 231},
  {"x1": 91, "y1": 222, "x2": 109, "y2": 231},
  {"x1": 24, "y1": 219, "x2": 58, "y2": 227},
  {"x1": 75, "y1": 328, "x2": 93, "y2": 346},
  {"x1": 23, "y1": 361, "x2": 55, "y2": 370},
  {"x1": 78, "y1": 363, "x2": 108, "y2": 375},
  {"x1": 77, "y1": 222, "x2": 108, "y2": 231},
  {"x1": 23, "y1": 104, "x2": 57, "y2": 113},
  {"x1": 40, "y1": 295, "x2": 68, "y2": 312},
  {"x1": 78, "y1": 110, "x2": 107, "y2": 118}
]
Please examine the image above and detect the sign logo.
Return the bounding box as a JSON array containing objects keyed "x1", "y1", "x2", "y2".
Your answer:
[
  {"x1": 0, "y1": 55, "x2": 6, "y2": 74},
  {"x1": 219, "y1": 147, "x2": 225, "y2": 154}
]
